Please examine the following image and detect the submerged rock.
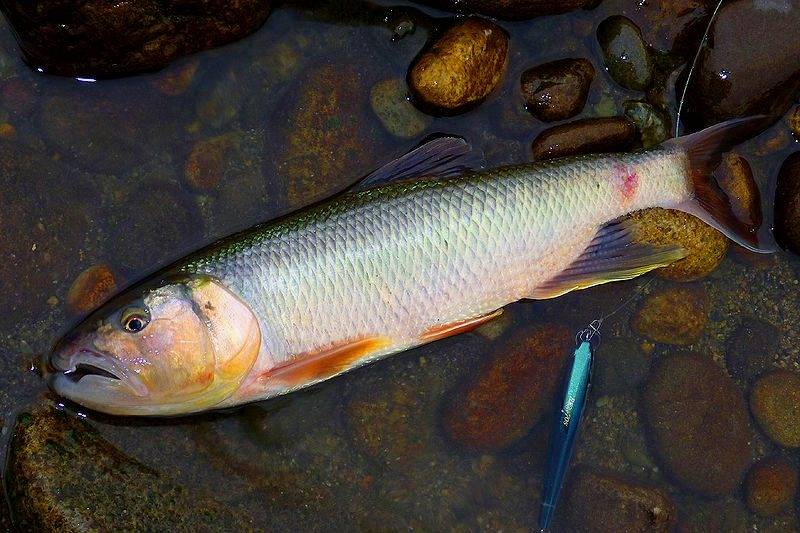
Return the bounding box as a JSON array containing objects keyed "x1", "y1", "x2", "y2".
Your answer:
[
  {"x1": 774, "y1": 152, "x2": 800, "y2": 255},
  {"x1": 623, "y1": 101, "x2": 670, "y2": 149},
  {"x1": 679, "y1": 498, "x2": 749, "y2": 533},
  {"x1": 564, "y1": 468, "x2": 677, "y2": 533},
  {"x1": 682, "y1": 0, "x2": 800, "y2": 127},
  {"x1": 0, "y1": 0, "x2": 272, "y2": 77},
  {"x1": 631, "y1": 286, "x2": 708, "y2": 346},
  {"x1": 744, "y1": 456, "x2": 798, "y2": 517},
  {"x1": 750, "y1": 370, "x2": 800, "y2": 448},
  {"x1": 442, "y1": 324, "x2": 570, "y2": 452},
  {"x1": 7, "y1": 407, "x2": 254, "y2": 531},
  {"x1": 530, "y1": 117, "x2": 636, "y2": 160},
  {"x1": 370, "y1": 78, "x2": 431, "y2": 139},
  {"x1": 409, "y1": 17, "x2": 508, "y2": 113},
  {"x1": 65, "y1": 264, "x2": 119, "y2": 316},
  {"x1": 626, "y1": 208, "x2": 727, "y2": 281},
  {"x1": 520, "y1": 58, "x2": 594, "y2": 122},
  {"x1": 725, "y1": 319, "x2": 779, "y2": 384},
  {"x1": 642, "y1": 353, "x2": 751, "y2": 496},
  {"x1": 715, "y1": 153, "x2": 762, "y2": 229},
  {"x1": 412, "y1": 0, "x2": 595, "y2": 19},
  {"x1": 597, "y1": 16, "x2": 653, "y2": 91},
  {"x1": 593, "y1": 336, "x2": 651, "y2": 395}
]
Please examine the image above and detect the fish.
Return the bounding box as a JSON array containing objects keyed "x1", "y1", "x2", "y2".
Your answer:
[{"x1": 45, "y1": 118, "x2": 770, "y2": 416}]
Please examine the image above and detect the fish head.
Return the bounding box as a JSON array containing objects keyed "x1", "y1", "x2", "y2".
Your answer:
[{"x1": 46, "y1": 275, "x2": 261, "y2": 416}]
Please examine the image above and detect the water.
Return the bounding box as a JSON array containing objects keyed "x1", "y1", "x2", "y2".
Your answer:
[{"x1": 1, "y1": 1, "x2": 799, "y2": 530}]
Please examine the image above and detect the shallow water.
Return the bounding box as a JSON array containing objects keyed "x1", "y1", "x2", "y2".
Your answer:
[{"x1": 1, "y1": 0, "x2": 799, "y2": 530}]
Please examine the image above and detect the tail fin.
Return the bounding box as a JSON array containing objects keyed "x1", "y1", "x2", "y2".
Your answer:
[{"x1": 663, "y1": 116, "x2": 774, "y2": 253}]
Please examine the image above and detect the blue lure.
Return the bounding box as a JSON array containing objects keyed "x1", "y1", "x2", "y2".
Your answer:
[{"x1": 538, "y1": 319, "x2": 598, "y2": 531}]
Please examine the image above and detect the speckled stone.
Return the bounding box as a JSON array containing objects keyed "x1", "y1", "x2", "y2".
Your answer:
[
  {"x1": 632, "y1": 286, "x2": 708, "y2": 345},
  {"x1": 750, "y1": 370, "x2": 800, "y2": 448},
  {"x1": 744, "y1": 456, "x2": 798, "y2": 516}
]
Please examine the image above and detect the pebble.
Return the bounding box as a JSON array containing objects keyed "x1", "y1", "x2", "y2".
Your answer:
[
  {"x1": 725, "y1": 319, "x2": 779, "y2": 384},
  {"x1": 597, "y1": 16, "x2": 653, "y2": 91},
  {"x1": 750, "y1": 370, "x2": 800, "y2": 448},
  {"x1": 744, "y1": 456, "x2": 798, "y2": 516},
  {"x1": 370, "y1": 78, "x2": 431, "y2": 139},
  {"x1": 65, "y1": 264, "x2": 119, "y2": 315},
  {"x1": 715, "y1": 153, "x2": 762, "y2": 229},
  {"x1": 593, "y1": 336, "x2": 651, "y2": 395},
  {"x1": 530, "y1": 117, "x2": 636, "y2": 160},
  {"x1": 773, "y1": 152, "x2": 800, "y2": 254},
  {"x1": 520, "y1": 58, "x2": 594, "y2": 122},
  {"x1": 631, "y1": 286, "x2": 708, "y2": 346},
  {"x1": 623, "y1": 101, "x2": 670, "y2": 149}
]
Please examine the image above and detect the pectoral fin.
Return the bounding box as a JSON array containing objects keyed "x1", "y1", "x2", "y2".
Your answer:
[
  {"x1": 268, "y1": 337, "x2": 392, "y2": 385},
  {"x1": 531, "y1": 219, "x2": 685, "y2": 299}
]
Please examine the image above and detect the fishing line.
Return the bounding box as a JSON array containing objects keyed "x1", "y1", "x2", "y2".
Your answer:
[
  {"x1": 576, "y1": 277, "x2": 653, "y2": 344},
  {"x1": 675, "y1": 0, "x2": 726, "y2": 136}
]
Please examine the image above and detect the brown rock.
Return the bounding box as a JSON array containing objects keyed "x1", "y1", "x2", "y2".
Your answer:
[
  {"x1": 745, "y1": 456, "x2": 798, "y2": 516},
  {"x1": 413, "y1": 0, "x2": 594, "y2": 19},
  {"x1": 520, "y1": 58, "x2": 594, "y2": 122},
  {"x1": 682, "y1": 0, "x2": 800, "y2": 127},
  {"x1": 643, "y1": 353, "x2": 751, "y2": 496},
  {"x1": 725, "y1": 319, "x2": 779, "y2": 384},
  {"x1": 409, "y1": 18, "x2": 508, "y2": 113},
  {"x1": 632, "y1": 286, "x2": 708, "y2": 345},
  {"x1": 788, "y1": 106, "x2": 800, "y2": 138},
  {"x1": 774, "y1": 152, "x2": 800, "y2": 254},
  {"x1": 679, "y1": 498, "x2": 749, "y2": 533},
  {"x1": 564, "y1": 468, "x2": 677, "y2": 533},
  {"x1": 530, "y1": 117, "x2": 636, "y2": 160},
  {"x1": 750, "y1": 370, "x2": 800, "y2": 448},
  {"x1": 65, "y1": 264, "x2": 119, "y2": 315},
  {"x1": 0, "y1": 0, "x2": 272, "y2": 77},
  {"x1": 185, "y1": 134, "x2": 235, "y2": 190},
  {"x1": 627, "y1": 208, "x2": 727, "y2": 281},
  {"x1": 443, "y1": 324, "x2": 570, "y2": 452},
  {"x1": 715, "y1": 153, "x2": 762, "y2": 228},
  {"x1": 150, "y1": 59, "x2": 200, "y2": 96}
]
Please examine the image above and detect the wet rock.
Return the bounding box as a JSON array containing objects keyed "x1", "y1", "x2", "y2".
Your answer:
[
  {"x1": 750, "y1": 370, "x2": 800, "y2": 448},
  {"x1": 626, "y1": 208, "x2": 727, "y2": 281},
  {"x1": 715, "y1": 153, "x2": 762, "y2": 229},
  {"x1": 7, "y1": 406, "x2": 253, "y2": 531},
  {"x1": 65, "y1": 264, "x2": 119, "y2": 315},
  {"x1": 413, "y1": 0, "x2": 595, "y2": 19},
  {"x1": 150, "y1": 59, "x2": 200, "y2": 97},
  {"x1": 530, "y1": 117, "x2": 636, "y2": 160},
  {"x1": 643, "y1": 353, "x2": 751, "y2": 496},
  {"x1": 682, "y1": 0, "x2": 800, "y2": 127},
  {"x1": 623, "y1": 101, "x2": 670, "y2": 149},
  {"x1": 632, "y1": 286, "x2": 708, "y2": 346},
  {"x1": 274, "y1": 64, "x2": 381, "y2": 208},
  {"x1": 725, "y1": 319, "x2": 779, "y2": 384},
  {"x1": 564, "y1": 468, "x2": 677, "y2": 533},
  {"x1": 370, "y1": 78, "x2": 432, "y2": 139},
  {"x1": 0, "y1": 0, "x2": 272, "y2": 77},
  {"x1": 520, "y1": 58, "x2": 595, "y2": 122},
  {"x1": 788, "y1": 106, "x2": 800, "y2": 138},
  {"x1": 409, "y1": 18, "x2": 508, "y2": 113},
  {"x1": 593, "y1": 336, "x2": 651, "y2": 395},
  {"x1": 185, "y1": 134, "x2": 236, "y2": 190},
  {"x1": 774, "y1": 152, "x2": 800, "y2": 254},
  {"x1": 443, "y1": 324, "x2": 571, "y2": 452},
  {"x1": 745, "y1": 456, "x2": 798, "y2": 516},
  {"x1": 679, "y1": 498, "x2": 748, "y2": 533},
  {"x1": 597, "y1": 16, "x2": 653, "y2": 91}
]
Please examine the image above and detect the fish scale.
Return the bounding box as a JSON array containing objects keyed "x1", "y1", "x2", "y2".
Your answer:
[{"x1": 183, "y1": 149, "x2": 690, "y2": 403}]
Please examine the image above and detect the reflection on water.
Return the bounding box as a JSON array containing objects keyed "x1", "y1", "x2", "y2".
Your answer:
[{"x1": 1, "y1": 0, "x2": 799, "y2": 530}]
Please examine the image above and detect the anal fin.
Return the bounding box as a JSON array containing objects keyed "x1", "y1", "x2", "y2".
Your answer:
[{"x1": 531, "y1": 219, "x2": 686, "y2": 299}]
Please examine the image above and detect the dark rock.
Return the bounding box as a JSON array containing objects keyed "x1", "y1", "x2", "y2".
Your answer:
[
  {"x1": 623, "y1": 101, "x2": 670, "y2": 149},
  {"x1": 520, "y1": 58, "x2": 594, "y2": 122},
  {"x1": 715, "y1": 153, "x2": 762, "y2": 229},
  {"x1": 774, "y1": 152, "x2": 800, "y2": 254},
  {"x1": 789, "y1": 106, "x2": 800, "y2": 139},
  {"x1": 409, "y1": 17, "x2": 508, "y2": 113},
  {"x1": 750, "y1": 369, "x2": 800, "y2": 448},
  {"x1": 626, "y1": 208, "x2": 727, "y2": 281},
  {"x1": 564, "y1": 468, "x2": 677, "y2": 533},
  {"x1": 725, "y1": 319, "x2": 779, "y2": 384},
  {"x1": 679, "y1": 498, "x2": 748, "y2": 533},
  {"x1": 442, "y1": 324, "x2": 571, "y2": 452},
  {"x1": 682, "y1": 0, "x2": 800, "y2": 127},
  {"x1": 597, "y1": 16, "x2": 653, "y2": 91},
  {"x1": 274, "y1": 63, "x2": 382, "y2": 209},
  {"x1": 642, "y1": 353, "x2": 751, "y2": 496},
  {"x1": 530, "y1": 117, "x2": 636, "y2": 160},
  {"x1": 744, "y1": 456, "x2": 798, "y2": 517},
  {"x1": 631, "y1": 286, "x2": 708, "y2": 346},
  {"x1": 593, "y1": 336, "x2": 651, "y2": 395},
  {"x1": 412, "y1": 0, "x2": 595, "y2": 19},
  {"x1": 7, "y1": 406, "x2": 254, "y2": 531},
  {"x1": 0, "y1": 0, "x2": 272, "y2": 77}
]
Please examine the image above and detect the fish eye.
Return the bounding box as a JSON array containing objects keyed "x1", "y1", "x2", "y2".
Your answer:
[{"x1": 120, "y1": 306, "x2": 150, "y2": 333}]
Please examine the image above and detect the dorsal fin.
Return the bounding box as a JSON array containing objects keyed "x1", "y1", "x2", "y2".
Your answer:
[{"x1": 351, "y1": 136, "x2": 482, "y2": 192}]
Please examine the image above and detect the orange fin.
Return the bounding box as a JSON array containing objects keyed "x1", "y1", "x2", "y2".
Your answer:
[
  {"x1": 421, "y1": 309, "x2": 503, "y2": 342},
  {"x1": 268, "y1": 337, "x2": 391, "y2": 385}
]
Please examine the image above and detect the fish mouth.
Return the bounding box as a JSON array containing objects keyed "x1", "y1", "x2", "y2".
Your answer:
[{"x1": 49, "y1": 349, "x2": 149, "y2": 397}]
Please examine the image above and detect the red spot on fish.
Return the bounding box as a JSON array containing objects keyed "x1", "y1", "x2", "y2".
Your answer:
[{"x1": 614, "y1": 163, "x2": 639, "y2": 203}]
